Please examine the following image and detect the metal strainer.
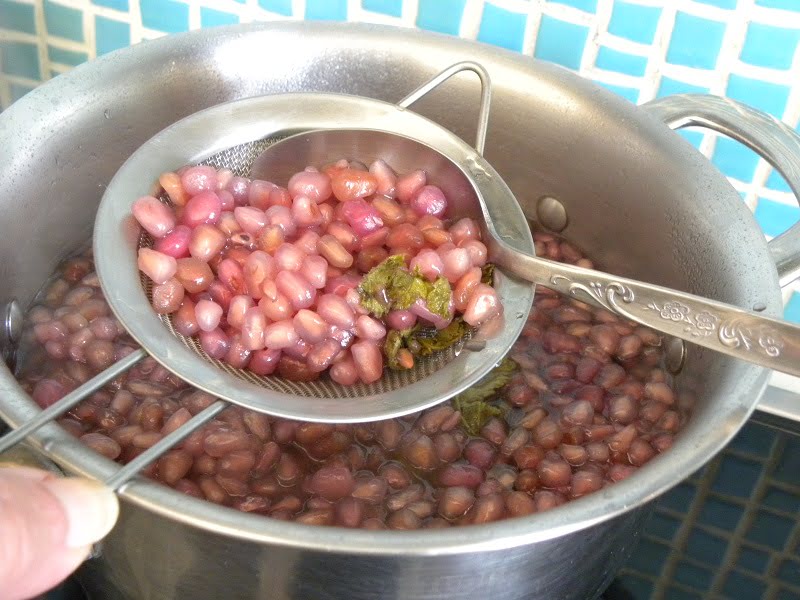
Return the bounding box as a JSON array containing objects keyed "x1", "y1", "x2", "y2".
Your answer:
[
  {"x1": 89, "y1": 62, "x2": 534, "y2": 425},
  {"x1": 0, "y1": 62, "x2": 534, "y2": 489}
]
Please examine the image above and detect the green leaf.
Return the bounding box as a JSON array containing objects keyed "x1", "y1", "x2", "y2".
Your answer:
[
  {"x1": 415, "y1": 318, "x2": 470, "y2": 356},
  {"x1": 384, "y1": 328, "x2": 412, "y2": 370},
  {"x1": 387, "y1": 270, "x2": 430, "y2": 311},
  {"x1": 452, "y1": 357, "x2": 518, "y2": 435},
  {"x1": 481, "y1": 263, "x2": 495, "y2": 285},
  {"x1": 358, "y1": 255, "x2": 453, "y2": 319},
  {"x1": 426, "y1": 277, "x2": 452, "y2": 319}
]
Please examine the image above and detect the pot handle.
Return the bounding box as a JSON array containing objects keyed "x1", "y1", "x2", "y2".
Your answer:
[{"x1": 641, "y1": 94, "x2": 800, "y2": 288}]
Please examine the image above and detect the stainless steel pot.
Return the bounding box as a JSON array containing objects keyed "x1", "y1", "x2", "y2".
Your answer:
[{"x1": 1, "y1": 22, "x2": 799, "y2": 600}]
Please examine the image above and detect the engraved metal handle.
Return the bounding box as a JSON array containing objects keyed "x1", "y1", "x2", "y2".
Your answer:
[
  {"x1": 642, "y1": 94, "x2": 800, "y2": 288},
  {"x1": 490, "y1": 241, "x2": 800, "y2": 377}
]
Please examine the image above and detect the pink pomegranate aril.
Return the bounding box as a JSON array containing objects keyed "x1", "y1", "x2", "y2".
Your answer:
[
  {"x1": 410, "y1": 185, "x2": 447, "y2": 217},
  {"x1": 138, "y1": 248, "x2": 177, "y2": 285},
  {"x1": 331, "y1": 168, "x2": 378, "y2": 202},
  {"x1": 350, "y1": 341, "x2": 383, "y2": 384},
  {"x1": 275, "y1": 270, "x2": 316, "y2": 310},
  {"x1": 289, "y1": 170, "x2": 332, "y2": 203},
  {"x1": 132, "y1": 196, "x2": 176, "y2": 239},
  {"x1": 396, "y1": 169, "x2": 426, "y2": 202},
  {"x1": 181, "y1": 166, "x2": 218, "y2": 196},
  {"x1": 182, "y1": 191, "x2": 222, "y2": 228},
  {"x1": 159, "y1": 172, "x2": 188, "y2": 206},
  {"x1": 154, "y1": 225, "x2": 192, "y2": 259}
]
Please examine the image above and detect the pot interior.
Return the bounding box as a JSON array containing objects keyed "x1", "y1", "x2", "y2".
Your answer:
[{"x1": 0, "y1": 22, "x2": 778, "y2": 549}]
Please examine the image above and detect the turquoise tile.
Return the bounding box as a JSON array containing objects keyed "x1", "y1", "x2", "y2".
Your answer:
[
  {"x1": 201, "y1": 7, "x2": 239, "y2": 27},
  {"x1": 766, "y1": 169, "x2": 793, "y2": 193},
  {"x1": 723, "y1": 570, "x2": 767, "y2": 599},
  {"x1": 712, "y1": 137, "x2": 759, "y2": 183},
  {"x1": 626, "y1": 538, "x2": 671, "y2": 575},
  {"x1": 548, "y1": 0, "x2": 597, "y2": 12},
  {"x1": 258, "y1": 0, "x2": 291, "y2": 14},
  {"x1": 615, "y1": 574, "x2": 653, "y2": 598},
  {"x1": 417, "y1": 0, "x2": 465, "y2": 36},
  {"x1": 47, "y1": 45, "x2": 88, "y2": 67},
  {"x1": 674, "y1": 561, "x2": 713, "y2": 590},
  {"x1": 141, "y1": 0, "x2": 189, "y2": 33},
  {"x1": 665, "y1": 587, "x2": 703, "y2": 600},
  {"x1": 659, "y1": 482, "x2": 697, "y2": 513},
  {"x1": 712, "y1": 455, "x2": 762, "y2": 498},
  {"x1": 667, "y1": 12, "x2": 725, "y2": 70},
  {"x1": 775, "y1": 589, "x2": 800, "y2": 600},
  {"x1": 597, "y1": 81, "x2": 639, "y2": 104},
  {"x1": 773, "y1": 436, "x2": 800, "y2": 485},
  {"x1": 686, "y1": 528, "x2": 727, "y2": 567},
  {"x1": 596, "y1": 46, "x2": 647, "y2": 77},
  {"x1": 678, "y1": 129, "x2": 704, "y2": 151},
  {"x1": 608, "y1": 1, "x2": 661, "y2": 45},
  {"x1": 785, "y1": 292, "x2": 800, "y2": 324},
  {"x1": 753, "y1": 198, "x2": 800, "y2": 237},
  {"x1": 741, "y1": 23, "x2": 800, "y2": 70},
  {"x1": 92, "y1": 0, "x2": 128, "y2": 10},
  {"x1": 755, "y1": 0, "x2": 800, "y2": 9},
  {"x1": 698, "y1": 497, "x2": 743, "y2": 530},
  {"x1": 746, "y1": 510, "x2": 794, "y2": 549},
  {"x1": 44, "y1": 0, "x2": 84, "y2": 42},
  {"x1": 648, "y1": 512, "x2": 682, "y2": 541},
  {"x1": 478, "y1": 3, "x2": 526, "y2": 52},
  {"x1": 737, "y1": 545, "x2": 770, "y2": 574},
  {"x1": 0, "y1": 0, "x2": 36, "y2": 34},
  {"x1": 777, "y1": 560, "x2": 800, "y2": 587},
  {"x1": 727, "y1": 75, "x2": 791, "y2": 118},
  {"x1": 0, "y1": 41, "x2": 39, "y2": 79},
  {"x1": 728, "y1": 422, "x2": 777, "y2": 457},
  {"x1": 9, "y1": 82, "x2": 35, "y2": 101},
  {"x1": 95, "y1": 16, "x2": 130, "y2": 56},
  {"x1": 305, "y1": 0, "x2": 347, "y2": 20},
  {"x1": 362, "y1": 0, "x2": 401, "y2": 17},
  {"x1": 762, "y1": 487, "x2": 800, "y2": 514},
  {"x1": 694, "y1": 0, "x2": 736, "y2": 7},
  {"x1": 657, "y1": 76, "x2": 709, "y2": 98},
  {"x1": 534, "y1": 15, "x2": 589, "y2": 70}
]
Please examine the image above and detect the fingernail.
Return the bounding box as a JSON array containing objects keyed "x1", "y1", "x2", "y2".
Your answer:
[{"x1": 43, "y1": 478, "x2": 119, "y2": 548}]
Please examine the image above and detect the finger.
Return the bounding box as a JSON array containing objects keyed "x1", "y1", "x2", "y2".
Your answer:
[{"x1": 0, "y1": 466, "x2": 118, "y2": 600}]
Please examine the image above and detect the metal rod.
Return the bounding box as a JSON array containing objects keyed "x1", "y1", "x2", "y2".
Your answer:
[
  {"x1": 0, "y1": 349, "x2": 147, "y2": 454},
  {"x1": 397, "y1": 61, "x2": 492, "y2": 155},
  {"x1": 104, "y1": 399, "x2": 227, "y2": 491}
]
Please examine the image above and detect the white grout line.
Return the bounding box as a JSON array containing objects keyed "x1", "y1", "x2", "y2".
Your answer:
[
  {"x1": 459, "y1": 0, "x2": 485, "y2": 40},
  {"x1": 638, "y1": 2, "x2": 676, "y2": 104},
  {"x1": 577, "y1": 0, "x2": 612, "y2": 89},
  {"x1": 0, "y1": 45, "x2": 10, "y2": 107},
  {"x1": 521, "y1": 0, "x2": 545, "y2": 56}
]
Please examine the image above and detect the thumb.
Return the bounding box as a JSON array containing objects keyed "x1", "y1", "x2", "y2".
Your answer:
[{"x1": 0, "y1": 466, "x2": 119, "y2": 600}]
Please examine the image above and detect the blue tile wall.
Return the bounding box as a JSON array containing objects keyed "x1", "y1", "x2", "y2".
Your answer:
[
  {"x1": 2, "y1": 0, "x2": 800, "y2": 318},
  {"x1": 619, "y1": 419, "x2": 800, "y2": 598},
  {"x1": 0, "y1": 0, "x2": 35, "y2": 35}
]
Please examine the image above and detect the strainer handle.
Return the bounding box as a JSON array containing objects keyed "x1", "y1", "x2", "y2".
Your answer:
[
  {"x1": 0, "y1": 349, "x2": 147, "y2": 455},
  {"x1": 397, "y1": 62, "x2": 492, "y2": 155}
]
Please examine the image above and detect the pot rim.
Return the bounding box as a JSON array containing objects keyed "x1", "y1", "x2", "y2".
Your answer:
[{"x1": 0, "y1": 21, "x2": 777, "y2": 555}]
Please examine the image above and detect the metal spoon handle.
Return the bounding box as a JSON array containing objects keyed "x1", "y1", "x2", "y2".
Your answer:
[{"x1": 493, "y1": 245, "x2": 800, "y2": 377}]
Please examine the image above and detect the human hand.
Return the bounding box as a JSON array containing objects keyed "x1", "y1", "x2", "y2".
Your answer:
[{"x1": 0, "y1": 466, "x2": 118, "y2": 600}]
